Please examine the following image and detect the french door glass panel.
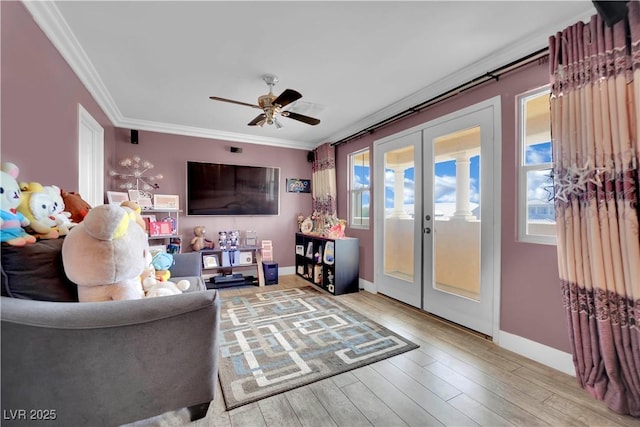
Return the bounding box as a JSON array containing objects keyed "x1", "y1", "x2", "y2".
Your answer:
[
  {"x1": 374, "y1": 132, "x2": 422, "y2": 308},
  {"x1": 432, "y1": 129, "x2": 481, "y2": 301}
]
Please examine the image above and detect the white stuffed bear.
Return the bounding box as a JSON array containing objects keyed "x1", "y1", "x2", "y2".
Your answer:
[
  {"x1": 44, "y1": 184, "x2": 77, "y2": 236},
  {"x1": 62, "y1": 204, "x2": 148, "y2": 302}
]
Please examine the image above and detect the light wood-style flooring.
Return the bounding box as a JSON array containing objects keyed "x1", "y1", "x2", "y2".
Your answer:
[{"x1": 192, "y1": 275, "x2": 638, "y2": 426}]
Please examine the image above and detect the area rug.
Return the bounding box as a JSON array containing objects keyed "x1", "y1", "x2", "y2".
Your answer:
[{"x1": 218, "y1": 286, "x2": 419, "y2": 410}]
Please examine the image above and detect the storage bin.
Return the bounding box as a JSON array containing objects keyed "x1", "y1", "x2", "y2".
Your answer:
[{"x1": 262, "y1": 262, "x2": 278, "y2": 285}]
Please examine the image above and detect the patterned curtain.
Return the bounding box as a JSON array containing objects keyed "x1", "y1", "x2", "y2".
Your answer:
[
  {"x1": 311, "y1": 142, "x2": 337, "y2": 216},
  {"x1": 549, "y1": 2, "x2": 640, "y2": 417}
]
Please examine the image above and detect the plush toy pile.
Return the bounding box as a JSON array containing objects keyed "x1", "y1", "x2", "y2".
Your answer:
[
  {"x1": 141, "y1": 251, "x2": 190, "y2": 298},
  {"x1": 2, "y1": 160, "x2": 190, "y2": 302},
  {"x1": 0, "y1": 161, "x2": 89, "y2": 245}
]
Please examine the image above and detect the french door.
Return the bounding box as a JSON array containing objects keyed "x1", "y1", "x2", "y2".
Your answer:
[
  {"x1": 374, "y1": 131, "x2": 423, "y2": 307},
  {"x1": 374, "y1": 97, "x2": 500, "y2": 336}
]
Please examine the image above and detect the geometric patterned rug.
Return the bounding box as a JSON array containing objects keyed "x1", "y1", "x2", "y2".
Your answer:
[{"x1": 218, "y1": 286, "x2": 419, "y2": 410}]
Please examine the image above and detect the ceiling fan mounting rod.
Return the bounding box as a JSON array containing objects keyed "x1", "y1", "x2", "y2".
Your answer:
[{"x1": 263, "y1": 73, "x2": 279, "y2": 90}]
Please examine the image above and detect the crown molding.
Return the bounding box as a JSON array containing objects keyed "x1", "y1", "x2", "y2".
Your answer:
[
  {"x1": 324, "y1": 8, "x2": 595, "y2": 145},
  {"x1": 22, "y1": 1, "x2": 593, "y2": 150},
  {"x1": 21, "y1": 1, "x2": 315, "y2": 151},
  {"x1": 22, "y1": 0, "x2": 124, "y2": 125},
  {"x1": 117, "y1": 117, "x2": 317, "y2": 151}
]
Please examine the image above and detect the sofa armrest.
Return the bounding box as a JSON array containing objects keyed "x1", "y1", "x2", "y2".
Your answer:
[
  {"x1": 170, "y1": 251, "x2": 202, "y2": 278},
  {"x1": 1, "y1": 291, "x2": 220, "y2": 426}
]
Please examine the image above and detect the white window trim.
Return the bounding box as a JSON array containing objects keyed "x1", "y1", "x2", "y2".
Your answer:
[
  {"x1": 517, "y1": 86, "x2": 556, "y2": 245},
  {"x1": 348, "y1": 148, "x2": 370, "y2": 229}
]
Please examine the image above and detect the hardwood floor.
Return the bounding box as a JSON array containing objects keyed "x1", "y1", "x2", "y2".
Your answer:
[{"x1": 191, "y1": 275, "x2": 638, "y2": 427}]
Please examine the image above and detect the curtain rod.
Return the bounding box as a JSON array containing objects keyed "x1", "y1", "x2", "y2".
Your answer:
[{"x1": 331, "y1": 47, "x2": 549, "y2": 147}]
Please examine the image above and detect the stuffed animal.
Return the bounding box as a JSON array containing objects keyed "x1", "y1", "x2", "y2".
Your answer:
[
  {"x1": 190, "y1": 225, "x2": 214, "y2": 251},
  {"x1": 62, "y1": 204, "x2": 148, "y2": 302},
  {"x1": 150, "y1": 251, "x2": 175, "y2": 282},
  {"x1": 44, "y1": 185, "x2": 77, "y2": 236},
  {"x1": 0, "y1": 162, "x2": 36, "y2": 246},
  {"x1": 143, "y1": 276, "x2": 190, "y2": 298},
  {"x1": 17, "y1": 182, "x2": 60, "y2": 240},
  {"x1": 120, "y1": 200, "x2": 146, "y2": 231},
  {"x1": 60, "y1": 189, "x2": 92, "y2": 224},
  {"x1": 140, "y1": 250, "x2": 190, "y2": 297}
]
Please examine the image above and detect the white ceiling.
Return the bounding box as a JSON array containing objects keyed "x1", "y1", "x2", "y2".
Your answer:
[{"x1": 25, "y1": 1, "x2": 595, "y2": 151}]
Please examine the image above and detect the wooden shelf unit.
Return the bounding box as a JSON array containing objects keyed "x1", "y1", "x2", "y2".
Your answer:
[{"x1": 199, "y1": 246, "x2": 264, "y2": 286}]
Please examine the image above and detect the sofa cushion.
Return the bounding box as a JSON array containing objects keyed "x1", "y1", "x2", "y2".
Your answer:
[
  {"x1": 176, "y1": 276, "x2": 207, "y2": 293},
  {"x1": 1, "y1": 238, "x2": 79, "y2": 302}
]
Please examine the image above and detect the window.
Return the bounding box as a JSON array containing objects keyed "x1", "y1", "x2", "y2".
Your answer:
[
  {"x1": 517, "y1": 86, "x2": 556, "y2": 245},
  {"x1": 348, "y1": 148, "x2": 370, "y2": 229}
]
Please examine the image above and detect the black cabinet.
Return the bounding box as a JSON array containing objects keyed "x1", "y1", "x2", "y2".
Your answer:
[{"x1": 295, "y1": 233, "x2": 359, "y2": 295}]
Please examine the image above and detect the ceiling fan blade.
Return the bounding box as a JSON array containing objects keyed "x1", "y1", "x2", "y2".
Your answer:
[
  {"x1": 272, "y1": 89, "x2": 302, "y2": 108},
  {"x1": 282, "y1": 111, "x2": 320, "y2": 126},
  {"x1": 209, "y1": 96, "x2": 261, "y2": 109},
  {"x1": 248, "y1": 113, "x2": 267, "y2": 126}
]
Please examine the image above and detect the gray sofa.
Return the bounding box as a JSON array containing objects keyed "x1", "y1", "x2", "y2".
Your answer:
[{"x1": 1, "y1": 238, "x2": 220, "y2": 426}]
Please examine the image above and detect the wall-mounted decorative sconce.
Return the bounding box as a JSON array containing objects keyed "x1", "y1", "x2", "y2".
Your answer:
[{"x1": 109, "y1": 155, "x2": 163, "y2": 197}]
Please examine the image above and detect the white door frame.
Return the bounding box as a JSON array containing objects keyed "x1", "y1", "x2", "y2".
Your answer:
[
  {"x1": 77, "y1": 104, "x2": 104, "y2": 207},
  {"x1": 373, "y1": 96, "x2": 501, "y2": 339},
  {"x1": 373, "y1": 131, "x2": 423, "y2": 307}
]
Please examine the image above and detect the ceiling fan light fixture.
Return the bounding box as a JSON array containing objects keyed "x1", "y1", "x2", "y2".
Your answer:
[{"x1": 210, "y1": 74, "x2": 320, "y2": 128}]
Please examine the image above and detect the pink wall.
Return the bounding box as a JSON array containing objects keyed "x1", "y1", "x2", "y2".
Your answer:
[
  {"x1": 1, "y1": 1, "x2": 312, "y2": 269},
  {"x1": 3, "y1": 0, "x2": 570, "y2": 353},
  {"x1": 1, "y1": 1, "x2": 116, "y2": 190},
  {"x1": 113, "y1": 131, "x2": 312, "y2": 267},
  {"x1": 336, "y1": 61, "x2": 570, "y2": 352}
]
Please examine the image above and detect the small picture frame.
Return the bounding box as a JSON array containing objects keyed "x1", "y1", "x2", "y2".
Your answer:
[
  {"x1": 107, "y1": 191, "x2": 129, "y2": 205},
  {"x1": 128, "y1": 190, "x2": 142, "y2": 203},
  {"x1": 295, "y1": 244, "x2": 304, "y2": 256},
  {"x1": 203, "y1": 254, "x2": 219, "y2": 268},
  {"x1": 137, "y1": 197, "x2": 153, "y2": 209},
  {"x1": 154, "y1": 194, "x2": 179, "y2": 209},
  {"x1": 286, "y1": 178, "x2": 311, "y2": 193}
]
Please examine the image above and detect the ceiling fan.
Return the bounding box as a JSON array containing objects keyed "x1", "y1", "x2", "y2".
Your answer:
[{"x1": 209, "y1": 74, "x2": 320, "y2": 128}]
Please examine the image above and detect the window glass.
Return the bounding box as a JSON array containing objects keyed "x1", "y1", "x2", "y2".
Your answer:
[
  {"x1": 349, "y1": 149, "x2": 370, "y2": 228},
  {"x1": 518, "y1": 87, "x2": 556, "y2": 244}
]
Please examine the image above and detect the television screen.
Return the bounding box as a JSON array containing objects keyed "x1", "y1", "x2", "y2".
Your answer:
[{"x1": 186, "y1": 161, "x2": 280, "y2": 216}]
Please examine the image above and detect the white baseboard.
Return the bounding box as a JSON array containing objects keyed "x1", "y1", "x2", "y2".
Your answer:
[
  {"x1": 497, "y1": 330, "x2": 575, "y2": 376},
  {"x1": 278, "y1": 266, "x2": 295, "y2": 276},
  {"x1": 359, "y1": 278, "x2": 376, "y2": 293}
]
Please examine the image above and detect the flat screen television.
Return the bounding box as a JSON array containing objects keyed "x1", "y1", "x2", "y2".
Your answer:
[{"x1": 186, "y1": 161, "x2": 280, "y2": 216}]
